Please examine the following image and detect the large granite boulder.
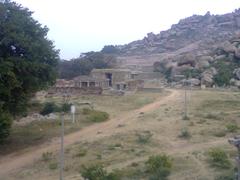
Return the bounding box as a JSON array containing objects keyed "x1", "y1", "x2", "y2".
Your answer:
[{"x1": 201, "y1": 67, "x2": 217, "y2": 87}]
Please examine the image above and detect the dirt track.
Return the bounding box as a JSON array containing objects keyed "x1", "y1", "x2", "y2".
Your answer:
[{"x1": 0, "y1": 89, "x2": 180, "y2": 178}]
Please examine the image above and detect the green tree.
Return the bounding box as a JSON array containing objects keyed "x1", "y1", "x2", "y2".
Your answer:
[{"x1": 0, "y1": 1, "x2": 59, "y2": 141}]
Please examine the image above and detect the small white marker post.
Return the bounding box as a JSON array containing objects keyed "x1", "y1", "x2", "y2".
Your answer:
[{"x1": 71, "y1": 105, "x2": 76, "y2": 123}]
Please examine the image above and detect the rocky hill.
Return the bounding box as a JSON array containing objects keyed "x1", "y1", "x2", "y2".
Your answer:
[{"x1": 112, "y1": 9, "x2": 240, "y2": 88}]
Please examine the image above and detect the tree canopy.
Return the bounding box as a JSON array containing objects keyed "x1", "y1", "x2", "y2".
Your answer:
[
  {"x1": 0, "y1": 1, "x2": 59, "y2": 141},
  {"x1": 58, "y1": 51, "x2": 116, "y2": 79}
]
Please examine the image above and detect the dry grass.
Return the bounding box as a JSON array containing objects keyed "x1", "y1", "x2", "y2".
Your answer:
[{"x1": 3, "y1": 89, "x2": 240, "y2": 180}]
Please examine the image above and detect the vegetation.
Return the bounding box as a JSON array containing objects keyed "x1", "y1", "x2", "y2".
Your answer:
[
  {"x1": 183, "y1": 69, "x2": 201, "y2": 79},
  {"x1": 226, "y1": 123, "x2": 239, "y2": 133},
  {"x1": 40, "y1": 102, "x2": 71, "y2": 115},
  {"x1": 146, "y1": 154, "x2": 172, "y2": 179},
  {"x1": 208, "y1": 148, "x2": 231, "y2": 169},
  {"x1": 0, "y1": 1, "x2": 59, "y2": 141},
  {"x1": 81, "y1": 164, "x2": 119, "y2": 180},
  {"x1": 101, "y1": 45, "x2": 119, "y2": 54},
  {"x1": 58, "y1": 51, "x2": 116, "y2": 79},
  {"x1": 136, "y1": 131, "x2": 153, "y2": 144},
  {"x1": 83, "y1": 108, "x2": 109, "y2": 123},
  {"x1": 213, "y1": 60, "x2": 234, "y2": 86},
  {"x1": 178, "y1": 128, "x2": 191, "y2": 139}
]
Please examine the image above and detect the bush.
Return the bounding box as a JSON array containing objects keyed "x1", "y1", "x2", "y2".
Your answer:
[
  {"x1": 40, "y1": 102, "x2": 59, "y2": 115},
  {"x1": 0, "y1": 111, "x2": 12, "y2": 143},
  {"x1": 87, "y1": 110, "x2": 109, "y2": 123},
  {"x1": 40, "y1": 102, "x2": 72, "y2": 115},
  {"x1": 208, "y1": 148, "x2": 231, "y2": 169},
  {"x1": 42, "y1": 152, "x2": 53, "y2": 162},
  {"x1": 213, "y1": 60, "x2": 234, "y2": 86},
  {"x1": 178, "y1": 128, "x2": 191, "y2": 139},
  {"x1": 146, "y1": 154, "x2": 172, "y2": 180},
  {"x1": 226, "y1": 124, "x2": 239, "y2": 133},
  {"x1": 81, "y1": 164, "x2": 119, "y2": 180},
  {"x1": 136, "y1": 131, "x2": 152, "y2": 144},
  {"x1": 49, "y1": 162, "x2": 58, "y2": 170},
  {"x1": 61, "y1": 103, "x2": 72, "y2": 113}
]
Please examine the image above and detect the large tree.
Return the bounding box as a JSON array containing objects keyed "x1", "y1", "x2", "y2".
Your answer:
[{"x1": 0, "y1": 1, "x2": 59, "y2": 141}]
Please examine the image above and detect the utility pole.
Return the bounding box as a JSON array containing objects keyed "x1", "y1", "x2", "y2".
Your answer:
[
  {"x1": 59, "y1": 92, "x2": 70, "y2": 180},
  {"x1": 60, "y1": 111, "x2": 64, "y2": 180},
  {"x1": 229, "y1": 136, "x2": 240, "y2": 180},
  {"x1": 184, "y1": 80, "x2": 187, "y2": 119}
]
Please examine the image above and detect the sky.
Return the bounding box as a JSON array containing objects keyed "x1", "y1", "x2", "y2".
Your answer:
[{"x1": 14, "y1": 0, "x2": 240, "y2": 60}]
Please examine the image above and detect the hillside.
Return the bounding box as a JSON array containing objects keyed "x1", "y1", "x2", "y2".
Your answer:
[{"x1": 111, "y1": 9, "x2": 240, "y2": 87}]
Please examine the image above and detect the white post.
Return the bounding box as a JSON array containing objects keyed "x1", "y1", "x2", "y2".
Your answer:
[{"x1": 71, "y1": 105, "x2": 76, "y2": 123}]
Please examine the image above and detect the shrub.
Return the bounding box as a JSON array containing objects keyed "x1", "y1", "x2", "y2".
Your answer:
[
  {"x1": 81, "y1": 164, "x2": 119, "y2": 180},
  {"x1": 226, "y1": 124, "x2": 239, "y2": 133},
  {"x1": 61, "y1": 103, "x2": 72, "y2": 113},
  {"x1": 42, "y1": 152, "x2": 53, "y2": 162},
  {"x1": 75, "y1": 149, "x2": 87, "y2": 157},
  {"x1": 136, "y1": 131, "x2": 153, "y2": 144},
  {"x1": 178, "y1": 129, "x2": 191, "y2": 139},
  {"x1": 208, "y1": 148, "x2": 231, "y2": 169},
  {"x1": 49, "y1": 162, "x2": 58, "y2": 170},
  {"x1": 146, "y1": 154, "x2": 172, "y2": 180},
  {"x1": 87, "y1": 110, "x2": 109, "y2": 123},
  {"x1": 40, "y1": 102, "x2": 59, "y2": 115},
  {"x1": 0, "y1": 111, "x2": 12, "y2": 143}
]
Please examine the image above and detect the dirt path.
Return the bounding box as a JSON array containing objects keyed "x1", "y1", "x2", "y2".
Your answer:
[{"x1": 0, "y1": 89, "x2": 180, "y2": 178}]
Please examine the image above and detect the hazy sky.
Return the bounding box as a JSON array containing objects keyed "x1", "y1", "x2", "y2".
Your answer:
[{"x1": 14, "y1": 0, "x2": 240, "y2": 60}]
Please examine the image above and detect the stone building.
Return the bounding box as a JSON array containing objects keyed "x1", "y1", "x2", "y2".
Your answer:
[
  {"x1": 91, "y1": 69, "x2": 143, "y2": 90},
  {"x1": 48, "y1": 69, "x2": 144, "y2": 96},
  {"x1": 73, "y1": 75, "x2": 109, "y2": 89}
]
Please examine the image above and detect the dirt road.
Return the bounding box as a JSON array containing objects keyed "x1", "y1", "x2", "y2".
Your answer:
[{"x1": 0, "y1": 89, "x2": 180, "y2": 178}]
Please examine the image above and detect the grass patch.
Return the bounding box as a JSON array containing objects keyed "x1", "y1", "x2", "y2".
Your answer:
[
  {"x1": 146, "y1": 154, "x2": 172, "y2": 180},
  {"x1": 49, "y1": 162, "x2": 58, "y2": 170},
  {"x1": 85, "y1": 109, "x2": 109, "y2": 123},
  {"x1": 226, "y1": 124, "x2": 239, "y2": 133},
  {"x1": 208, "y1": 148, "x2": 231, "y2": 169}
]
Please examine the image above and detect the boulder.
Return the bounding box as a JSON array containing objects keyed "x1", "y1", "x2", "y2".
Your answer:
[
  {"x1": 230, "y1": 78, "x2": 240, "y2": 87},
  {"x1": 196, "y1": 60, "x2": 210, "y2": 69},
  {"x1": 222, "y1": 42, "x2": 237, "y2": 53},
  {"x1": 235, "y1": 48, "x2": 240, "y2": 59},
  {"x1": 236, "y1": 17, "x2": 240, "y2": 28},
  {"x1": 234, "y1": 68, "x2": 240, "y2": 80},
  {"x1": 186, "y1": 78, "x2": 200, "y2": 86},
  {"x1": 198, "y1": 56, "x2": 214, "y2": 63},
  {"x1": 214, "y1": 55, "x2": 227, "y2": 61},
  {"x1": 200, "y1": 68, "x2": 217, "y2": 87}
]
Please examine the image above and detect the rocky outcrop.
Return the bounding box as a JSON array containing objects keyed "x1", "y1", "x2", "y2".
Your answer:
[{"x1": 117, "y1": 9, "x2": 240, "y2": 56}]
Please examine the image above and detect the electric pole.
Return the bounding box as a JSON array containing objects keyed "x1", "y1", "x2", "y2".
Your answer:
[{"x1": 60, "y1": 92, "x2": 70, "y2": 180}]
